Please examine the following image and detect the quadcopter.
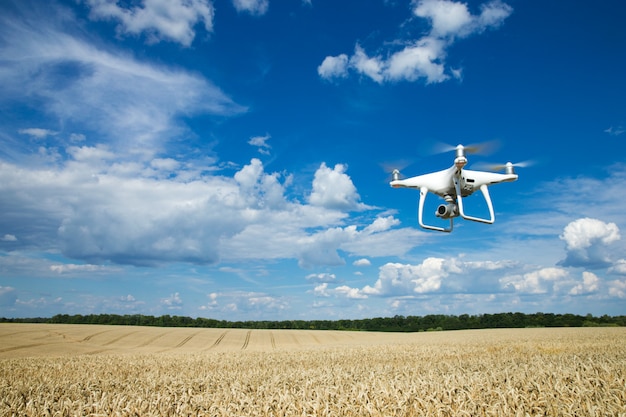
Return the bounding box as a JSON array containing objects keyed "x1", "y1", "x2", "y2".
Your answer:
[{"x1": 389, "y1": 144, "x2": 524, "y2": 232}]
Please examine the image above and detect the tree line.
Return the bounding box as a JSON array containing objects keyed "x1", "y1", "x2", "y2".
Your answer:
[{"x1": 2, "y1": 312, "x2": 624, "y2": 331}]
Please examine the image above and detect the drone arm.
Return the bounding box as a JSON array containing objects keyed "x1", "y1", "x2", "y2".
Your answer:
[
  {"x1": 455, "y1": 181, "x2": 495, "y2": 224},
  {"x1": 418, "y1": 187, "x2": 453, "y2": 232}
]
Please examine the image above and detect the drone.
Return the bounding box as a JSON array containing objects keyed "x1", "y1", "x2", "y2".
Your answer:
[{"x1": 389, "y1": 144, "x2": 525, "y2": 232}]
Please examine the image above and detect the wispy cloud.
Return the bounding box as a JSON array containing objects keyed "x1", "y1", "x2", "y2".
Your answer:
[
  {"x1": 85, "y1": 0, "x2": 215, "y2": 46},
  {"x1": 605, "y1": 126, "x2": 625, "y2": 136},
  {"x1": 232, "y1": 0, "x2": 269, "y2": 16},
  {"x1": 318, "y1": 0, "x2": 512, "y2": 84},
  {"x1": 18, "y1": 128, "x2": 58, "y2": 140},
  {"x1": 0, "y1": 2, "x2": 246, "y2": 159},
  {"x1": 248, "y1": 134, "x2": 272, "y2": 155}
]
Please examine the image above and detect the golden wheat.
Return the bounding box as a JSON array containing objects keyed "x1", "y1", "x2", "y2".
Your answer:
[{"x1": 1, "y1": 324, "x2": 624, "y2": 416}]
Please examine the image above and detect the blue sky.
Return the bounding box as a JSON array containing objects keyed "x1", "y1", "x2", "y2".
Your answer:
[{"x1": 1, "y1": 0, "x2": 625, "y2": 320}]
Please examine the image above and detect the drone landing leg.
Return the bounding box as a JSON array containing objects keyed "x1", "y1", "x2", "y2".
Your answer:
[
  {"x1": 455, "y1": 181, "x2": 495, "y2": 224},
  {"x1": 418, "y1": 187, "x2": 453, "y2": 232}
]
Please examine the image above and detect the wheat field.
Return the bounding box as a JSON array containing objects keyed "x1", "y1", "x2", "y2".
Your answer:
[{"x1": 1, "y1": 324, "x2": 624, "y2": 416}]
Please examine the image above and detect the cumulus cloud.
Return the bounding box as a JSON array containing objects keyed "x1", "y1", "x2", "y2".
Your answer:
[
  {"x1": 318, "y1": 0, "x2": 512, "y2": 84},
  {"x1": 500, "y1": 267, "x2": 569, "y2": 294},
  {"x1": 559, "y1": 218, "x2": 621, "y2": 268},
  {"x1": 308, "y1": 163, "x2": 368, "y2": 211},
  {"x1": 0, "y1": 151, "x2": 414, "y2": 269},
  {"x1": 353, "y1": 258, "x2": 371, "y2": 267},
  {"x1": 120, "y1": 294, "x2": 136, "y2": 302},
  {"x1": 317, "y1": 54, "x2": 349, "y2": 79},
  {"x1": 232, "y1": 0, "x2": 269, "y2": 16},
  {"x1": 161, "y1": 292, "x2": 183, "y2": 309},
  {"x1": 363, "y1": 258, "x2": 449, "y2": 296},
  {"x1": 311, "y1": 283, "x2": 367, "y2": 299},
  {"x1": 608, "y1": 259, "x2": 626, "y2": 275},
  {"x1": 317, "y1": 255, "x2": 520, "y2": 301},
  {"x1": 306, "y1": 273, "x2": 337, "y2": 283},
  {"x1": 568, "y1": 271, "x2": 600, "y2": 295},
  {"x1": 608, "y1": 280, "x2": 626, "y2": 298},
  {"x1": 364, "y1": 216, "x2": 400, "y2": 234},
  {"x1": 200, "y1": 291, "x2": 287, "y2": 316},
  {"x1": 85, "y1": 0, "x2": 215, "y2": 46}
]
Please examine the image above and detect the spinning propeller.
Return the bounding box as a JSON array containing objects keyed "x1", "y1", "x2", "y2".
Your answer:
[
  {"x1": 472, "y1": 160, "x2": 535, "y2": 174},
  {"x1": 429, "y1": 140, "x2": 500, "y2": 157}
]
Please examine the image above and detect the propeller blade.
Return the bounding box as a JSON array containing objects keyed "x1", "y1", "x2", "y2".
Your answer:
[
  {"x1": 462, "y1": 140, "x2": 500, "y2": 155},
  {"x1": 380, "y1": 159, "x2": 412, "y2": 182},
  {"x1": 472, "y1": 160, "x2": 535, "y2": 172},
  {"x1": 428, "y1": 140, "x2": 500, "y2": 156},
  {"x1": 379, "y1": 159, "x2": 412, "y2": 174}
]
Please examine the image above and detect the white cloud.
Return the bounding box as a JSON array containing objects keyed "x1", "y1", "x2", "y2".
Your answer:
[
  {"x1": 319, "y1": 0, "x2": 512, "y2": 84},
  {"x1": 317, "y1": 54, "x2": 349, "y2": 79},
  {"x1": 150, "y1": 157, "x2": 181, "y2": 172},
  {"x1": 232, "y1": 0, "x2": 269, "y2": 16},
  {"x1": 608, "y1": 279, "x2": 626, "y2": 298},
  {"x1": 363, "y1": 258, "x2": 450, "y2": 296},
  {"x1": 308, "y1": 163, "x2": 368, "y2": 211},
  {"x1": 199, "y1": 291, "x2": 288, "y2": 316},
  {"x1": 353, "y1": 258, "x2": 371, "y2": 267},
  {"x1": 161, "y1": 292, "x2": 183, "y2": 309},
  {"x1": 608, "y1": 259, "x2": 626, "y2": 275},
  {"x1": 67, "y1": 144, "x2": 116, "y2": 162},
  {"x1": 312, "y1": 283, "x2": 330, "y2": 297},
  {"x1": 0, "y1": 152, "x2": 416, "y2": 269},
  {"x1": 559, "y1": 218, "x2": 621, "y2": 268},
  {"x1": 560, "y1": 218, "x2": 620, "y2": 250},
  {"x1": 385, "y1": 37, "x2": 448, "y2": 83},
  {"x1": 568, "y1": 271, "x2": 600, "y2": 295},
  {"x1": 248, "y1": 134, "x2": 272, "y2": 155},
  {"x1": 85, "y1": 0, "x2": 215, "y2": 46},
  {"x1": 0, "y1": 6, "x2": 245, "y2": 158},
  {"x1": 18, "y1": 128, "x2": 57, "y2": 139},
  {"x1": 414, "y1": 0, "x2": 511, "y2": 38},
  {"x1": 364, "y1": 216, "x2": 400, "y2": 234},
  {"x1": 50, "y1": 264, "x2": 111, "y2": 274},
  {"x1": 335, "y1": 285, "x2": 368, "y2": 299},
  {"x1": 413, "y1": 0, "x2": 473, "y2": 38},
  {"x1": 306, "y1": 273, "x2": 337, "y2": 283},
  {"x1": 318, "y1": 255, "x2": 519, "y2": 303},
  {"x1": 500, "y1": 267, "x2": 569, "y2": 294},
  {"x1": 1, "y1": 234, "x2": 17, "y2": 242},
  {"x1": 349, "y1": 45, "x2": 384, "y2": 83}
]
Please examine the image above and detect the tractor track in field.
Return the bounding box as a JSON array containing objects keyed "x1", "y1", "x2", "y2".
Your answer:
[
  {"x1": 0, "y1": 343, "x2": 47, "y2": 353},
  {"x1": 103, "y1": 331, "x2": 138, "y2": 346},
  {"x1": 136, "y1": 332, "x2": 167, "y2": 348},
  {"x1": 270, "y1": 332, "x2": 276, "y2": 349},
  {"x1": 241, "y1": 330, "x2": 251, "y2": 350},
  {"x1": 310, "y1": 333, "x2": 321, "y2": 345},
  {"x1": 82, "y1": 329, "x2": 112, "y2": 342},
  {"x1": 205, "y1": 331, "x2": 228, "y2": 350},
  {"x1": 175, "y1": 332, "x2": 198, "y2": 348}
]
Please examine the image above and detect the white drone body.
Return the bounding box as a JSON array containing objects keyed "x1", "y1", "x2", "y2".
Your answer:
[{"x1": 390, "y1": 144, "x2": 519, "y2": 232}]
